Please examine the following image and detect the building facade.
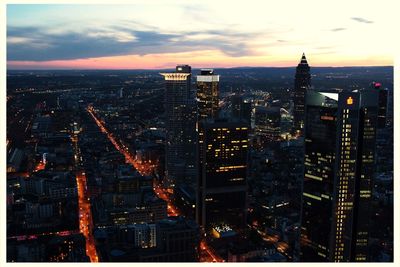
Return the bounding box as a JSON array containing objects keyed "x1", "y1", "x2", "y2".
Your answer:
[
  {"x1": 231, "y1": 95, "x2": 252, "y2": 127},
  {"x1": 300, "y1": 89, "x2": 379, "y2": 262},
  {"x1": 197, "y1": 119, "x2": 249, "y2": 231},
  {"x1": 254, "y1": 106, "x2": 281, "y2": 143},
  {"x1": 196, "y1": 69, "x2": 220, "y2": 121},
  {"x1": 161, "y1": 65, "x2": 197, "y2": 189}
]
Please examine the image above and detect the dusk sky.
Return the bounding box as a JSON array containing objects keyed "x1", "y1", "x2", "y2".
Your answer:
[{"x1": 6, "y1": 1, "x2": 395, "y2": 69}]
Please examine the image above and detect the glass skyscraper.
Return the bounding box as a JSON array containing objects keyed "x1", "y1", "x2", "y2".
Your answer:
[{"x1": 300, "y1": 89, "x2": 379, "y2": 262}]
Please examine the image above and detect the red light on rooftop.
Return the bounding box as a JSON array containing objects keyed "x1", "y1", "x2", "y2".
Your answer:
[{"x1": 374, "y1": 82, "x2": 381, "y2": 88}]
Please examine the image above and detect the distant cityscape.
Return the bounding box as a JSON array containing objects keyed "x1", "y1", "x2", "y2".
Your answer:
[{"x1": 6, "y1": 53, "x2": 393, "y2": 262}]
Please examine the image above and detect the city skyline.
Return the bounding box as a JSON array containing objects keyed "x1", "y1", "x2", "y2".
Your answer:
[
  {"x1": 4, "y1": 1, "x2": 395, "y2": 264},
  {"x1": 5, "y1": 59, "x2": 394, "y2": 262},
  {"x1": 6, "y1": 1, "x2": 395, "y2": 70}
]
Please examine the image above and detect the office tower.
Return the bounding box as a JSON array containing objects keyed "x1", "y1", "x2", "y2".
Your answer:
[
  {"x1": 254, "y1": 106, "x2": 281, "y2": 143},
  {"x1": 197, "y1": 119, "x2": 248, "y2": 231},
  {"x1": 161, "y1": 65, "x2": 197, "y2": 189},
  {"x1": 195, "y1": 69, "x2": 220, "y2": 225},
  {"x1": 231, "y1": 95, "x2": 252, "y2": 127},
  {"x1": 293, "y1": 53, "x2": 311, "y2": 134},
  {"x1": 371, "y1": 82, "x2": 388, "y2": 128},
  {"x1": 300, "y1": 89, "x2": 379, "y2": 262},
  {"x1": 196, "y1": 69, "x2": 220, "y2": 120}
]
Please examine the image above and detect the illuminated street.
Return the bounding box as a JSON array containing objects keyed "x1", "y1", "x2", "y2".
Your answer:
[
  {"x1": 87, "y1": 105, "x2": 155, "y2": 176},
  {"x1": 153, "y1": 185, "x2": 179, "y2": 217},
  {"x1": 88, "y1": 105, "x2": 181, "y2": 217},
  {"x1": 33, "y1": 160, "x2": 46, "y2": 172},
  {"x1": 200, "y1": 240, "x2": 224, "y2": 262},
  {"x1": 72, "y1": 134, "x2": 99, "y2": 262},
  {"x1": 87, "y1": 105, "x2": 224, "y2": 262}
]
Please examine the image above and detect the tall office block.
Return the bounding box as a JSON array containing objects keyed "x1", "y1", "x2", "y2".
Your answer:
[
  {"x1": 197, "y1": 119, "x2": 248, "y2": 231},
  {"x1": 293, "y1": 53, "x2": 311, "y2": 134},
  {"x1": 161, "y1": 65, "x2": 197, "y2": 189},
  {"x1": 196, "y1": 69, "x2": 220, "y2": 120},
  {"x1": 195, "y1": 69, "x2": 220, "y2": 226},
  {"x1": 300, "y1": 89, "x2": 379, "y2": 262}
]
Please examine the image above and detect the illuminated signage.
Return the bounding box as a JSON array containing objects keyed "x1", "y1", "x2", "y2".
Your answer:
[
  {"x1": 346, "y1": 97, "x2": 353, "y2": 105},
  {"x1": 374, "y1": 82, "x2": 381, "y2": 88}
]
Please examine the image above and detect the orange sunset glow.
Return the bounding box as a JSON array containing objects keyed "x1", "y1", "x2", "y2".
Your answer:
[{"x1": 6, "y1": 1, "x2": 395, "y2": 69}]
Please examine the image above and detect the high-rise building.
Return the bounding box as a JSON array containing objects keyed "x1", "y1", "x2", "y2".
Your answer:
[
  {"x1": 195, "y1": 69, "x2": 221, "y2": 225},
  {"x1": 197, "y1": 119, "x2": 248, "y2": 231},
  {"x1": 254, "y1": 106, "x2": 281, "y2": 143},
  {"x1": 161, "y1": 65, "x2": 197, "y2": 189},
  {"x1": 300, "y1": 89, "x2": 379, "y2": 262},
  {"x1": 293, "y1": 53, "x2": 311, "y2": 135},
  {"x1": 371, "y1": 82, "x2": 388, "y2": 128},
  {"x1": 196, "y1": 69, "x2": 220, "y2": 120},
  {"x1": 231, "y1": 95, "x2": 252, "y2": 127}
]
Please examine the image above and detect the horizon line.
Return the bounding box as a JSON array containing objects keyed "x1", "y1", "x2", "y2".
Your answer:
[{"x1": 7, "y1": 65, "x2": 394, "y2": 71}]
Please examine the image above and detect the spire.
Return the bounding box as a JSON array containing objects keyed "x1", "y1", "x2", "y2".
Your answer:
[{"x1": 300, "y1": 53, "x2": 308, "y2": 64}]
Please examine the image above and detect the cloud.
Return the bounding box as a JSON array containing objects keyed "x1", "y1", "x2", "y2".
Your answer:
[
  {"x1": 331, "y1": 27, "x2": 346, "y2": 32},
  {"x1": 351, "y1": 17, "x2": 373, "y2": 24},
  {"x1": 7, "y1": 24, "x2": 262, "y2": 61}
]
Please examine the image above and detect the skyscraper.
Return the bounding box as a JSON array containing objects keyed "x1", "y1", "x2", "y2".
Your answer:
[
  {"x1": 231, "y1": 95, "x2": 252, "y2": 127},
  {"x1": 197, "y1": 119, "x2": 249, "y2": 231},
  {"x1": 161, "y1": 65, "x2": 197, "y2": 189},
  {"x1": 300, "y1": 89, "x2": 379, "y2": 262},
  {"x1": 196, "y1": 69, "x2": 220, "y2": 120},
  {"x1": 371, "y1": 82, "x2": 388, "y2": 128},
  {"x1": 195, "y1": 69, "x2": 220, "y2": 227},
  {"x1": 293, "y1": 53, "x2": 311, "y2": 135}
]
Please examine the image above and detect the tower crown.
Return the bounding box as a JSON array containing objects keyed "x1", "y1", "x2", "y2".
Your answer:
[{"x1": 300, "y1": 53, "x2": 308, "y2": 64}]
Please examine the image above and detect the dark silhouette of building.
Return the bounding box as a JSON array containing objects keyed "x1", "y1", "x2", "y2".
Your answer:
[
  {"x1": 231, "y1": 95, "x2": 252, "y2": 127},
  {"x1": 254, "y1": 106, "x2": 281, "y2": 143},
  {"x1": 161, "y1": 65, "x2": 197, "y2": 189},
  {"x1": 151, "y1": 217, "x2": 200, "y2": 261},
  {"x1": 293, "y1": 53, "x2": 311, "y2": 135},
  {"x1": 371, "y1": 82, "x2": 388, "y2": 128},
  {"x1": 197, "y1": 119, "x2": 248, "y2": 232},
  {"x1": 173, "y1": 185, "x2": 196, "y2": 219},
  {"x1": 300, "y1": 89, "x2": 379, "y2": 262}
]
